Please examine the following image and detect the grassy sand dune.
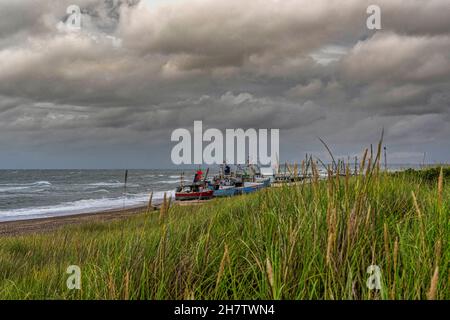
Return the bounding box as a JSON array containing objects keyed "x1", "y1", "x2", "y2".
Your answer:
[{"x1": 0, "y1": 165, "x2": 448, "y2": 300}]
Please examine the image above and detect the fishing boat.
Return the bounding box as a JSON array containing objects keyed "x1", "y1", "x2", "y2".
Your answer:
[
  {"x1": 236, "y1": 179, "x2": 270, "y2": 195},
  {"x1": 175, "y1": 185, "x2": 214, "y2": 201},
  {"x1": 211, "y1": 185, "x2": 238, "y2": 197},
  {"x1": 211, "y1": 164, "x2": 271, "y2": 196},
  {"x1": 207, "y1": 164, "x2": 241, "y2": 197},
  {"x1": 175, "y1": 168, "x2": 214, "y2": 201}
]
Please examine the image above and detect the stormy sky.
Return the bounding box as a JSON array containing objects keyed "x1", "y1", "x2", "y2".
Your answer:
[{"x1": 0, "y1": 0, "x2": 449, "y2": 169}]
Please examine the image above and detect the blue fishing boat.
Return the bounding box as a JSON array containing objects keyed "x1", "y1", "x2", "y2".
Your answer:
[
  {"x1": 212, "y1": 185, "x2": 238, "y2": 197},
  {"x1": 207, "y1": 165, "x2": 271, "y2": 197},
  {"x1": 209, "y1": 166, "x2": 240, "y2": 197},
  {"x1": 236, "y1": 180, "x2": 269, "y2": 195}
]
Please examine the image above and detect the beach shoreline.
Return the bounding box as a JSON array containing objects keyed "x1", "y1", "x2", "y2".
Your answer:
[{"x1": 0, "y1": 205, "x2": 150, "y2": 237}]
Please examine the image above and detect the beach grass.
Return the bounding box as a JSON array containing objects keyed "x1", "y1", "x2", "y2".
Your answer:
[{"x1": 0, "y1": 164, "x2": 448, "y2": 300}]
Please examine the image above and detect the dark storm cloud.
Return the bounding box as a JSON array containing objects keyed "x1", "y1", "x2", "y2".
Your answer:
[{"x1": 0, "y1": 0, "x2": 449, "y2": 168}]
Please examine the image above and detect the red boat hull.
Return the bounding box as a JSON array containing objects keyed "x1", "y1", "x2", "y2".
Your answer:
[{"x1": 175, "y1": 190, "x2": 214, "y2": 201}]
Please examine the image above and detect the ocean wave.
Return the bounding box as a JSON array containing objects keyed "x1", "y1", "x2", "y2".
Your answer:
[
  {"x1": 33, "y1": 181, "x2": 52, "y2": 186},
  {"x1": 86, "y1": 182, "x2": 123, "y2": 187},
  {"x1": 83, "y1": 182, "x2": 140, "y2": 188},
  {"x1": 0, "y1": 181, "x2": 52, "y2": 187},
  {"x1": 0, "y1": 190, "x2": 175, "y2": 222},
  {"x1": 0, "y1": 181, "x2": 52, "y2": 192},
  {"x1": 0, "y1": 186, "x2": 31, "y2": 192},
  {"x1": 159, "y1": 179, "x2": 190, "y2": 184},
  {"x1": 159, "y1": 180, "x2": 180, "y2": 184},
  {"x1": 91, "y1": 189, "x2": 110, "y2": 193}
]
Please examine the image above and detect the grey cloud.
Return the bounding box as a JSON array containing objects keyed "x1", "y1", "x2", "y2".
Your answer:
[
  {"x1": 340, "y1": 32, "x2": 450, "y2": 84},
  {"x1": 0, "y1": 0, "x2": 449, "y2": 167},
  {"x1": 378, "y1": 0, "x2": 450, "y2": 36}
]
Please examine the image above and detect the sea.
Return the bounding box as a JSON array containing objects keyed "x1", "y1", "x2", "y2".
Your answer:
[
  {"x1": 0, "y1": 169, "x2": 195, "y2": 222},
  {"x1": 0, "y1": 164, "x2": 422, "y2": 222}
]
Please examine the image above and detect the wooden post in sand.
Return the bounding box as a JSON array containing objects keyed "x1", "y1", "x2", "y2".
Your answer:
[{"x1": 122, "y1": 169, "x2": 129, "y2": 210}]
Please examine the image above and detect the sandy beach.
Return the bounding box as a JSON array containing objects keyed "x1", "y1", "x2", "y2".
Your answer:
[{"x1": 0, "y1": 206, "x2": 150, "y2": 237}]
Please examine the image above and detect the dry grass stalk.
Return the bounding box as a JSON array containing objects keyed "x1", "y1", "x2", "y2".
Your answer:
[
  {"x1": 124, "y1": 270, "x2": 130, "y2": 300},
  {"x1": 266, "y1": 257, "x2": 274, "y2": 291},
  {"x1": 437, "y1": 167, "x2": 443, "y2": 209},
  {"x1": 346, "y1": 207, "x2": 357, "y2": 247},
  {"x1": 393, "y1": 238, "x2": 399, "y2": 272},
  {"x1": 168, "y1": 195, "x2": 172, "y2": 211},
  {"x1": 411, "y1": 191, "x2": 422, "y2": 219},
  {"x1": 216, "y1": 244, "x2": 230, "y2": 288},
  {"x1": 203, "y1": 223, "x2": 213, "y2": 264},
  {"x1": 158, "y1": 224, "x2": 168, "y2": 262},
  {"x1": 427, "y1": 267, "x2": 439, "y2": 300},
  {"x1": 184, "y1": 289, "x2": 195, "y2": 300},
  {"x1": 371, "y1": 244, "x2": 376, "y2": 267},
  {"x1": 108, "y1": 272, "x2": 116, "y2": 299},
  {"x1": 326, "y1": 232, "x2": 335, "y2": 266},
  {"x1": 318, "y1": 137, "x2": 337, "y2": 172},
  {"x1": 375, "y1": 133, "x2": 383, "y2": 175},
  {"x1": 365, "y1": 204, "x2": 372, "y2": 228},
  {"x1": 391, "y1": 237, "x2": 399, "y2": 299},
  {"x1": 383, "y1": 223, "x2": 390, "y2": 261},
  {"x1": 335, "y1": 161, "x2": 340, "y2": 187},
  {"x1": 283, "y1": 225, "x2": 300, "y2": 282},
  {"x1": 360, "y1": 149, "x2": 368, "y2": 173},
  {"x1": 434, "y1": 239, "x2": 442, "y2": 268},
  {"x1": 327, "y1": 207, "x2": 337, "y2": 235},
  {"x1": 146, "y1": 192, "x2": 153, "y2": 213},
  {"x1": 411, "y1": 191, "x2": 426, "y2": 249},
  {"x1": 326, "y1": 207, "x2": 337, "y2": 266},
  {"x1": 311, "y1": 160, "x2": 319, "y2": 190},
  {"x1": 327, "y1": 165, "x2": 333, "y2": 199},
  {"x1": 159, "y1": 192, "x2": 168, "y2": 223},
  {"x1": 383, "y1": 223, "x2": 391, "y2": 284},
  {"x1": 366, "y1": 157, "x2": 372, "y2": 177}
]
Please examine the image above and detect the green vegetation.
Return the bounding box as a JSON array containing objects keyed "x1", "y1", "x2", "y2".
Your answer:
[
  {"x1": 394, "y1": 166, "x2": 450, "y2": 183},
  {"x1": 0, "y1": 163, "x2": 448, "y2": 300}
]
